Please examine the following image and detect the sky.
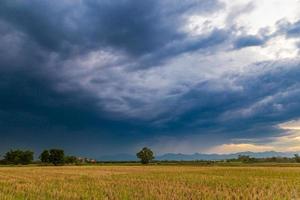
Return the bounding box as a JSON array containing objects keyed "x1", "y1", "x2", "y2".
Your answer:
[{"x1": 1, "y1": 0, "x2": 300, "y2": 157}]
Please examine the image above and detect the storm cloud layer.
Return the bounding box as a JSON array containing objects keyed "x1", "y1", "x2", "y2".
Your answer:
[{"x1": 0, "y1": 0, "x2": 300, "y2": 156}]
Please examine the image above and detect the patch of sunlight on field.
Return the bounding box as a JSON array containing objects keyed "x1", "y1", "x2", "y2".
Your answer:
[{"x1": 1, "y1": 165, "x2": 300, "y2": 199}]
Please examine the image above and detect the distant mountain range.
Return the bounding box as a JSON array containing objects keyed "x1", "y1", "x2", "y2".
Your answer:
[{"x1": 97, "y1": 151, "x2": 298, "y2": 161}]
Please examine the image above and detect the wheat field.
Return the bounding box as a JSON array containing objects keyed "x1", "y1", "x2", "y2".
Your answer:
[{"x1": 1, "y1": 165, "x2": 300, "y2": 199}]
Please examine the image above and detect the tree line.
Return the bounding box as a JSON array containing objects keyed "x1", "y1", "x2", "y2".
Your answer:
[
  {"x1": 7, "y1": 148, "x2": 300, "y2": 165},
  {"x1": 0, "y1": 147, "x2": 155, "y2": 165},
  {"x1": 0, "y1": 149, "x2": 83, "y2": 165},
  {"x1": 226, "y1": 154, "x2": 300, "y2": 163}
]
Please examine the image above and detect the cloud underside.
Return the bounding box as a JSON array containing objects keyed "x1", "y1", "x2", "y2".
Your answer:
[{"x1": 0, "y1": 0, "x2": 300, "y2": 155}]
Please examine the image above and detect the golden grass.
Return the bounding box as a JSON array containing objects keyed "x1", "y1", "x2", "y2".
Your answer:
[{"x1": 1, "y1": 165, "x2": 300, "y2": 199}]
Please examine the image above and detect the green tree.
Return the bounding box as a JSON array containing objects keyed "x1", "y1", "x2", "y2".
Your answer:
[
  {"x1": 4, "y1": 150, "x2": 21, "y2": 164},
  {"x1": 39, "y1": 150, "x2": 50, "y2": 163},
  {"x1": 19, "y1": 150, "x2": 34, "y2": 165},
  {"x1": 4, "y1": 150, "x2": 33, "y2": 165},
  {"x1": 49, "y1": 149, "x2": 65, "y2": 166},
  {"x1": 238, "y1": 155, "x2": 252, "y2": 163},
  {"x1": 136, "y1": 147, "x2": 154, "y2": 164},
  {"x1": 294, "y1": 154, "x2": 300, "y2": 162},
  {"x1": 64, "y1": 156, "x2": 78, "y2": 164}
]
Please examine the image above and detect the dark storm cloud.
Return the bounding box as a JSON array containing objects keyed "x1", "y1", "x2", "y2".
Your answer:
[
  {"x1": 0, "y1": 0, "x2": 75, "y2": 52},
  {"x1": 83, "y1": 0, "x2": 225, "y2": 55},
  {"x1": 286, "y1": 20, "x2": 300, "y2": 38},
  {"x1": 137, "y1": 28, "x2": 229, "y2": 68},
  {"x1": 152, "y1": 60, "x2": 300, "y2": 140},
  {"x1": 233, "y1": 35, "x2": 266, "y2": 49},
  {"x1": 0, "y1": 0, "x2": 223, "y2": 154},
  {"x1": 0, "y1": 0, "x2": 224, "y2": 58},
  {"x1": 0, "y1": 64, "x2": 157, "y2": 156},
  {"x1": 277, "y1": 19, "x2": 300, "y2": 39},
  {"x1": 0, "y1": 0, "x2": 225, "y2": 126},
  {"x1": 1, "y1": 0, "x2": 300, "y2": 155}
]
